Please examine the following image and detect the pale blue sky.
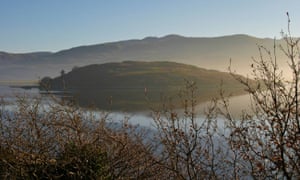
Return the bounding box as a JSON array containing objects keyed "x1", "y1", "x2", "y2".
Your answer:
[{"x1": 0, "y1": 0, "x2": 300, "y2": 53}]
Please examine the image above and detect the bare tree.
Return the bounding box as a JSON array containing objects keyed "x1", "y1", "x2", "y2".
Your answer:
[
  {"x1": 219, "y1": 14, "x2": 300, "y2": 179},
  {"x1": 150, "y1": 80, "x2": 233, "y2": 179}
]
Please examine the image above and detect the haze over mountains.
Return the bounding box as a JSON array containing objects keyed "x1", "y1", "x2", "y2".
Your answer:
[{"x1": 0, "y1": 34, "x2": 289, "y2": 81}]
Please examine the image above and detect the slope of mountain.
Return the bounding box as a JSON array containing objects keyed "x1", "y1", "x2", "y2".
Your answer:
[
  {"x1": 0, "y1": 51, "x2": 53, "y2": 81},
  {"x1": 40, "y1": 61, "x2": 251, "y2": 111},
  {"x1": 0, "y1": 51, "x2": 52, "y2": 63},
  {"x1": 0, "y1": 34, "x2": 289, "y2": 81}
]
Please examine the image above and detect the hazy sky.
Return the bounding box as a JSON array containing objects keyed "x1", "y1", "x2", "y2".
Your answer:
[{"x1": 1, "y1": 0, "x2": 300, "y2": 53}]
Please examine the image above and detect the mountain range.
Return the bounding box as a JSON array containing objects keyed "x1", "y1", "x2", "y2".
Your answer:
[{"x1": 0, "y1": 34, "x2": 289, "y2": 81}]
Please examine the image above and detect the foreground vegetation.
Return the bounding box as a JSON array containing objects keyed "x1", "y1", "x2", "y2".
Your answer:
[{"x1": 1, "y1": 15, "x2": 300, "y2": 179}]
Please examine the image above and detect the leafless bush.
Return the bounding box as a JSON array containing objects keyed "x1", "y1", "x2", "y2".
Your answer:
[
  {"x1": 0, "y1": 94, "x2": 160, "y2": 179},
  {"x1": 150, "y1": 80, "x2": 235, "y2": 179}
]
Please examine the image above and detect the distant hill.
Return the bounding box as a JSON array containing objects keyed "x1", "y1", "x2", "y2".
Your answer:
[
  {"x1": 0, "y1": 34, "x2": 289, "y2": 81},
  {"x1": 40, "y1": 61, "x2": 252, "y2": 111},
  {"x1": 0, "y1": 51, "x2": 52, "y2": 64},
  {"x1": 0, "y1": 51, "x2": 53, "y2": 81}
]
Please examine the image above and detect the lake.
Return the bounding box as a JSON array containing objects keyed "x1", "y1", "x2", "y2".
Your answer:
[
  {"x1": 0, "y1": 84, "x2": 255, "y2": 178},
  {"x1": 0, "y1": 84, "x2": 251, "y2": 129}
]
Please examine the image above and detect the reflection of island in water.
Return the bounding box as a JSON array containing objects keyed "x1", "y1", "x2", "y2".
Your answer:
[
  {"x1": 0, "y1": 84, "x2": 252, "y2": 117},
  {"x1": 39, "y1": 61, "x2": 254, "y2": 111},
  {"x1": 40, "y1": 87, "x2": 254, "y2": 118}
]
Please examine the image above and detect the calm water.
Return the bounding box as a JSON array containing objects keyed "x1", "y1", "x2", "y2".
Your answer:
[{"x1": 0, "y1": 84, "x2": 251, "y2": 128}]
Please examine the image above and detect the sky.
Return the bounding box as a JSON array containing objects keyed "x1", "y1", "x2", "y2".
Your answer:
[{"x1": 0, "y1": 0, "x2": 300, "y2": 53}]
